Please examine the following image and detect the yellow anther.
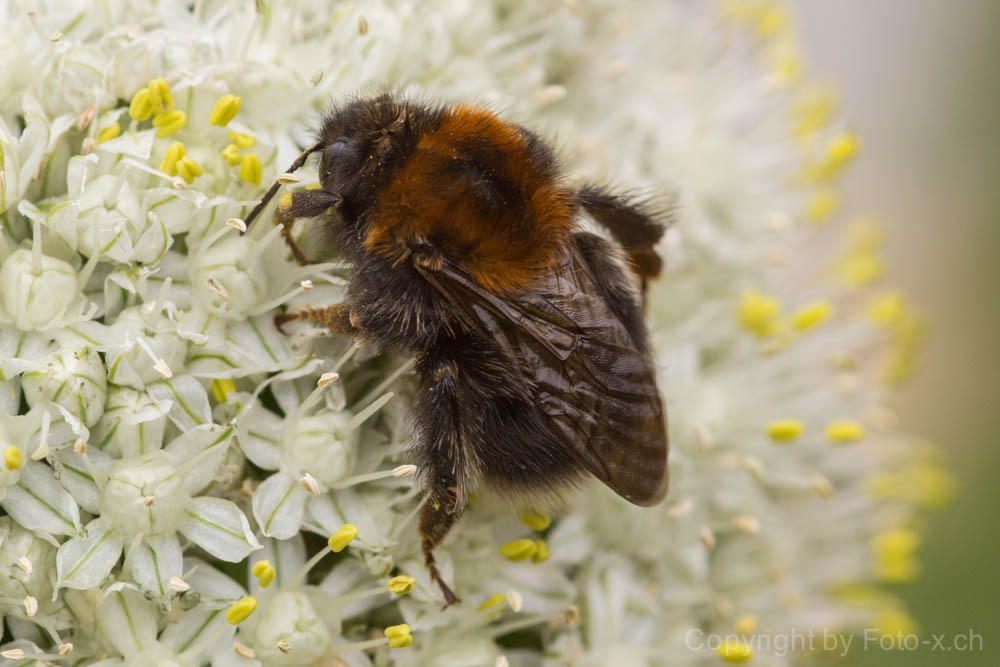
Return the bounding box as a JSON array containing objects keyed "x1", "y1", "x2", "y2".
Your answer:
[
  {"x1": 499, "y1": 538, "x2": 537, "y2": 561},
  {"x1": 386, "y1": 575, "x2": 416, "y2": 595},
  {"x1": 835, "y1": 251, "x2": 884, "y2": 287},
  {"x1": 328, "y1": 523, "x2": 358, "y2": 552},
  {"x1": 97, "y1": 123, "x2": 121, "y2": 143},
  {"x1": 911, "y1": 462, "x2": 956, "y2": 509},
  {"x1": 152, "y1": 110, "x2": 187, "y2": 138},
  {"x1": 517, "y1": 509, "x2": 551, "y2": 531},
  {"x1": 221, "y1": 144, "x2": 242, "y2": 166},
  {"x1": 868, "y1": 292, "x2": 906, "y2": 326},
  {"x1": 159, "y1": 142, "x2": 186, "y2": 176},
  {"x1": 278, "y1": 192, "x2": 293, "y2": 212},
  {"x1": 3, "y1": 446, "x2": 22, "y2": 470},
  {"x1": 717, "y1": 639, "x2": 753, "y2": 662},
  {"x1": 804, "y1": 188, "x2": 838, "y2": 223},
  {"x1": 825, "y1": 420, "x2": 865, "y2": 443},
  {"x1": 765, "y1": 419, "x2": 803, "y2": 443},
  {"x1": 792, "y1": 86, "x2": 838, "y2": 139},
  {"x1": 148, "y1": 78, "x2": 174, "y2": 112},
  {"x1": 873, "y1": 606, "x2": 917, "y2": 639},
  {"x1": 228, "y1": 131, "x2": 256, "y2": 149},
  {"x1": 251, "y1": 560, "x2": 276, "y2": 588},
  {"x1": 129, "y1": 88, "x2": 155, "y2": 121},
  {"x1": 478, "y1": 593, "x2": 506, "y2": 611},
  {"x1": 791, "y1": 301, "x2": 832, "y2": 331},
  {"x1": 873, "y1": 528, "x2": 921, "y2": 582},
  {"x1": 210, "y1": 378, "x2": 237, "y2": 403},
  {"x1": 826, "y1": 131, "x2": 860, "y2": 169},
  {"x1": 738, "y1": 289, "x2": 782, "y2": 337},
  {"x1": 176, "y1": 156, "x2": 204, "y2": 184},
  {"x1": 734, "y1": 614, "x2": 757, "y2": 635},
  {"x1": 239, "y1": 153, "x2": 262, "y2": 186},
  {"x1": 754, "y1": 4, "x2": 788, "y2": 38},
  {"x1": 773, "y1": 54, "x2": 802, "y2": 84},
  {"x1": 384, "y1": 624, "x2": 412, "y2": 649},
  {"x1": 225, "y1": 597, "x2": 258, "y2": 625},
  {"x1": 210, "y1": 94, "x2": 242, "y2": 127},
  {"x1": 531, "y1": 539, "x2": 550, "y2": 563}
]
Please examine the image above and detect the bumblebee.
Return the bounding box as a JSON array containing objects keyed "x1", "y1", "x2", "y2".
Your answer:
[{"x1": 244, "y1": 93, "x2": 669, "y2": 605}]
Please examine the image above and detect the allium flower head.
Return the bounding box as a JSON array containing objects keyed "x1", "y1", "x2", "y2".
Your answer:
[{"x1": 0, "y1": 0, "x2": 946, "y2": 665}]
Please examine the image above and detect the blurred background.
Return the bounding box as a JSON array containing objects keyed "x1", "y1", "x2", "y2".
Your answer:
[{"x1": 794, "y1": 1, "x2": 1000, "y2": 664}]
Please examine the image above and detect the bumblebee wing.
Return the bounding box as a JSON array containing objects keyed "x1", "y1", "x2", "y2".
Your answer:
[{"x1": 417, "y1": 241, "x2": 668, "y2": 506}]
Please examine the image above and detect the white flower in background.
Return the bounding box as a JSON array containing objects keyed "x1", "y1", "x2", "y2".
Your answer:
[{"x1": 0, "y1": 0, "x2": 949, "y2": 665}]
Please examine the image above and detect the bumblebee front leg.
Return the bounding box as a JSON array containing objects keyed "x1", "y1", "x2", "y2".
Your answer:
[
  {"x1": 273, "y1": 189, "x2": 342, "y2": 265},
  {"x1": 274, "y1": 301, "x2": 359, "y2": 336}
]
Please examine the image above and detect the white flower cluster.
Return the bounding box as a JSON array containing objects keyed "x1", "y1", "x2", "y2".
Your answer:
[{"x1": 0, "y1": 0, "x2": 948, "y2": 665}]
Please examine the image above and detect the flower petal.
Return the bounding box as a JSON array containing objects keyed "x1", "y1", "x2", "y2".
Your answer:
[
  {"x1": 130, "y1": 534, "x2": 183, "y2": 602},
  {"x1": 2, "y1": 461, "x2": 81, "y2": 536},
  {"x1": 180, "y1": 497, "x2": 260, "y2": 562},
  {"x1": 251, "y1": 470, "x2": 307, "y2": 540},
  {"x1": 96, "y1": 584, "x2": 159, "y2": 657},
  {"x1": 164, "y1": 423, "x2": 234, "y2": 495},
  {"x1": 147, "y1": 375, "x2": 211, "y2": 431},
  {"x1": 54, "y1": 444, "x2": 113, "y2": 514},
  {"x1": 56, "y1": 517, "x2": 123, "y2": 590}
]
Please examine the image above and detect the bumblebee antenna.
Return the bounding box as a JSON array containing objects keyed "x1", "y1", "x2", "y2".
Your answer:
[{"x1": 241, "y1": 141, "x2": 324, "y2": 233}]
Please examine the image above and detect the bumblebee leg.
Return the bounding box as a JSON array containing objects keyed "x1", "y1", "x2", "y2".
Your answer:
[
  {"x1": 578, "y1": 184, "x2": 670, "y2": 301},
  {"x1": 413, "y1": 356, "x2": 471, "y2": 607},
  {"x1": 419, "y1": 492, "x2": 461, "y2": 607},
  {"x1": 273, "y1": 190, "x2": 343, "y2": 266},
  {"x1": 273, "y1": 302, "x2": 359, "y2": 336}
]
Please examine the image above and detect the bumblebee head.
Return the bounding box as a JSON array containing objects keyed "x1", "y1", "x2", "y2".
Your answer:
[
  {"x1": 316, "y1": 94, "x2": 440, "y2": 217},
  {"x1": 242, "y1": 93, "x2": 439, "y2": 236}
]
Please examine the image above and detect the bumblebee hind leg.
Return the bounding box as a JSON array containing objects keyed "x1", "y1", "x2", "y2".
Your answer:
[{"x1": 578, "y1": 184, "x2": 672, "y2": 298}]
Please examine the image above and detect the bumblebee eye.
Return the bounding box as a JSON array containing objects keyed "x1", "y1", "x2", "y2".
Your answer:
[{"x1": 327, "y1": 136, "x2": 350, "y2": 156}]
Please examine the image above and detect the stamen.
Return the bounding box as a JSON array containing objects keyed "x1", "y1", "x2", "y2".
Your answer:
[
  {"x1": 342, "y1": 392, "x2": 394, "y2": 433},
  {"x1": 499, "y1": 539, "x2": 536, "y2": 562},
  {"x1": 717, "y1": 639, "x2": 753, "y2": 662},
  {"x1": 299, "y1": 473, "x2": 322, "y2": 495},
  {"x1": 98, "y1": 123, "x2": 121, "y2": 143},
  {"x1": 222, "y1": 144, "x2": 242, "y2": 166},
  {"x1": 129, "y1": 88, "x2": 154, "y2": 121},
  {"x1": 176, "y1": 156, "x2": 204, "y2": 184},
  {"x1": 209, "y1": 95, "x2": 242, "y2": 127},
  {"x1": 226, "y1": 217, "x2": 247, "y2": 232},
  {"x1": 152, "y1": 109, "x2": 187, "y2": 138},
  {"x1": 825, "y1": 420, "x2": 865, "y2": 443},
  {"x1": 384, "y1": 624, "x2": 412, "y2": 648},
  {"x1": 169, "y1": 576, "x2": 191, "y2": 592},
  {"x1": 392, "y1": 464, "x2": 417, "y2": 478},
  {"x1": 228, "y1": 131, "x2": 255, "y2": 148},
  {"x1": 517, "y1": 509, "x2": 551, "y2": 531},
  {"x1": 328, "y1": 523, "x2": 358, "y2": 552},
  {"x1": 765, "y1": 419, "x2": 803, "y2": 443},
  {"x1": 239, "y1": 153, "x2": 262, "y2": 186},
  {"x1": 3, "y1": 446, "x2": 22, "y2": 470},
  {"x1": 225, "y1": 597, "x2": 258, "y2": 625},
  {"x1": 251, "y1": 560, "x2": 276, "y2": 588},
  {"x1": 148, "y1": 78, "x2": 174, "y2": 112},
  {"x1": 23, "y1": 595, "x2": 38, "y2": 616},
  {"x1": 233, "y1": 642, "x2": 255, "y2": 659},
  {"x1": 386, "y1": 575, "x2": 416, "y2": 595}
]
